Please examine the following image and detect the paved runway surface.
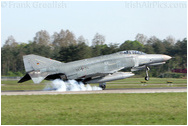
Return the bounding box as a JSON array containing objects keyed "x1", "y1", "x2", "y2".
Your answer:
[{"x1": 1, "y1": 87, "x2": 187, "y2": 95}]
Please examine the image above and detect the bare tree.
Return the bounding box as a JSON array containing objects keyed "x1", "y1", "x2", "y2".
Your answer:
[
  {"x1": 4, "y1": 35, "x2": 18, "y2": 47},
  {"x1": 34, "y1": 30, "x2": 50, "y2": 46},
  {"x1": 52, "y1": 29, "x2": 77, "y2": 47},
  {"x1": 166, "y1": 35, "x2": 176, "y2": 45},
  {"x1": 147, "y1": 36, "x2": 159, "y2": 45},
  {"x1": 135, "y1": 33, "x2": 147, "y2": 45},
  {"x1": 92, "y1": 33, "x2": 105, "y2": 46},
  {"x1": 77, "y1": 35, "x2": 86, "y2": 44},
  {"x1": 64, "y1": 30, "x2": 77, "y2": 46},
  {"x1": 52, "y1": 32, "x2": 59, "y2": 46}
]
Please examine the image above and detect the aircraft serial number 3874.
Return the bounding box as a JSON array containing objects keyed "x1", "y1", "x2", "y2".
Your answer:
[{"x1": 18, "y1": 50, "x2": 172, "y2": 90}]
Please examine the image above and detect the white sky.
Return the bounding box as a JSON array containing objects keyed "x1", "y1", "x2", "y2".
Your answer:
[{"x1": 1, "y1": 1, "x2": 187, "y2": 46}]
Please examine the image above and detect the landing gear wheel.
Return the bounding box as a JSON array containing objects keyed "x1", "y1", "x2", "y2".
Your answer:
[
  {"x1": 99, "y1": 83, "x2": 106, "y2": 90},
  {"x1": 99, "y1": 85, "x2": 106, "y2": 90},
  {"x1": 145, "y1": 76, "x2": 149, "y2": 81}
]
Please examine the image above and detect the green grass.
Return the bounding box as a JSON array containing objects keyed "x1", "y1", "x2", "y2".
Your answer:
[
  {"x1": 109, "y1": 77, "x2": 187, "y2": 84},
  {"x1": 1, "y1": 93, "x2": 187, "y2": 125},
  {"x1": 104, "y1": 84, "x2": 187, "y2": 89},
  {"x1": 1, "y1": 80, "x2": 46, "y2": 91},
  {"x1": 1, "y1": 78, "x2": 187, "y2": 91}
]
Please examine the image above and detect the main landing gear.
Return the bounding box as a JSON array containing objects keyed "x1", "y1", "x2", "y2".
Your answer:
[
  {"x1": 145, "y1": 66, "x2": 150, "y2": 81},
  {"x1": 99, "y1": 83, "x2": 106, "y2": 90}
]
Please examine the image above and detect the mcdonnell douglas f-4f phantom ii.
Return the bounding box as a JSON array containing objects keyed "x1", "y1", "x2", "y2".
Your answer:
[{"x1": 18, "y1": 50, "x2": 171, "y2": 90}]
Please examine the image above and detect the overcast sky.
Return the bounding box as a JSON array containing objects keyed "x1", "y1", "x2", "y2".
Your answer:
[{"x1": 1, "y1": 1, "x2": 187, "y2": 46}]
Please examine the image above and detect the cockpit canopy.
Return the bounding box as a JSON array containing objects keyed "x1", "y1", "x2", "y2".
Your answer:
[{"x1": 119, "y1": 50, "x2": 146, "y2": 55}]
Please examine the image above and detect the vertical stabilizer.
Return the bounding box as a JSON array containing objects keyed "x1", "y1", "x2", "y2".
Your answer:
[
  {"x1": 18, "y1": 54, "x2": 62, "y2": 83},
  {"x1": 23, "y1": 54, "x2": 62, "y2": 72}
]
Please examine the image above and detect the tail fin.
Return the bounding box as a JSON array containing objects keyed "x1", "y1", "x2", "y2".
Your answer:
[
  {"x1": 23, "y1": 54, "x2": 62, "y2": 72},
  {"x1": 18, "y1": 54, "x2": 62, "y2": 83}
]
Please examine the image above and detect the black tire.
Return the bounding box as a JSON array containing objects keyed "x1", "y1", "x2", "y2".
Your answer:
[
  {"x1": 100, "y1": 85, "x2": 106, "y2": 90},
  {"x1": 102, "y1": 85, "x2": 106, "y2": 90},
  {"x1": 145, "y1": 76, "x2": 149, "y2": 81}
]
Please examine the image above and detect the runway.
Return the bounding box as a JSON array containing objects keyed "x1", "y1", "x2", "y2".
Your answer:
[{"x1": 1, "y1": 87, "x2": 187, "y2": 96}]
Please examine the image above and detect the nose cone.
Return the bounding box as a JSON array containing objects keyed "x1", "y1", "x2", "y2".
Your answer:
[{"x1": 163, "y1": 55, "x2": 172, "y2": 61}]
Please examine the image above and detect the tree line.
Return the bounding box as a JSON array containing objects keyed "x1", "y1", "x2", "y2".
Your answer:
[{"x1": 1, "y1": 30, "x2": 187, "y2": 78}]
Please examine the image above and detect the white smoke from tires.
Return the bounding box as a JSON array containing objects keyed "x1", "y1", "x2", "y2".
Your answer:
[{"x1": 44, "y1": 79, "x2": 102, "y2": 91}]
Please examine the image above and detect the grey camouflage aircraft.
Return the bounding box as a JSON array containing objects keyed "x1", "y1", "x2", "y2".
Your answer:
[{"x1": 18, "y1": 50, "x2": 171, "y2": 90}]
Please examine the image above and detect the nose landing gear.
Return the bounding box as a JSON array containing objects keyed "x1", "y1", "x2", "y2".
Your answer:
[{"x1": 145, "y1": 66, "x2": 150, "y2": 81}]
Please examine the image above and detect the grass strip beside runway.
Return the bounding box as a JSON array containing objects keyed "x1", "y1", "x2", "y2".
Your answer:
[
  {"x1": 1, "y1": 93, "x2": 187, "y2": 125},
  {"x1": 1, "y1": 78, "x2": 187, "y2": 91}
]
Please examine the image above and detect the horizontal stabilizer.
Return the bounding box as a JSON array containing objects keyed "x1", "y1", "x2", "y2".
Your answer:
[
  {"x1": 18, "y1": 72, "x2": 48, "y2": 84},
  {"x1": 18, "y1": 74, "x2": 31, "y2": 83},
  {"x1": 28, "y1": 71, "x2": 49, "y2": 84}
]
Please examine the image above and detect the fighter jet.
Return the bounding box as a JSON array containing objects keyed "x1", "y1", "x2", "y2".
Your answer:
[{"x1": 18, "y1": 50, "x2": 171, "y2": 90}]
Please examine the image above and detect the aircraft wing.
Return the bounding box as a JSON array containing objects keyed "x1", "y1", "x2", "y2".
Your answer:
[
  {"x1": 85, "y1": 72, "x2": 134, "y2": 84},
  {"x1": 103, "y1": 67, "x2": 125, "y2": 74},
  {"x1": 79, "y1": 66, "x2": 125, "y2": 80}
]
